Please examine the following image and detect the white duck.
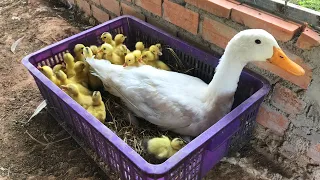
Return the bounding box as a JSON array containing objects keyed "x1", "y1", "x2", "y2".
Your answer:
[{"x1": 86, "y1": 29, "x2": 305, "y2": 137}]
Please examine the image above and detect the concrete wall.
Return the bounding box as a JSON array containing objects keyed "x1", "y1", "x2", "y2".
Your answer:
[{"x1": 67, "y1": 0, "x2": 320, "y2": 167}]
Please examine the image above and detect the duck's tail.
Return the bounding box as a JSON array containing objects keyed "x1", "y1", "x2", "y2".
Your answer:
[{"x1": 86, "y1": 57, "x2": 147, "y2": 117}]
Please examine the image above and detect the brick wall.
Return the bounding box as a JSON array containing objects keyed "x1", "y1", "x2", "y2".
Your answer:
[{"x1": 69, "y1": 0, "x2": 320, "y2": 166}]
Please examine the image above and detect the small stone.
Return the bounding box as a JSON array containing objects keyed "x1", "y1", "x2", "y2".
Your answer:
[
  {"x1": 88, "y1": 18, "x2": 96, "y2": 26},
  {"x1": 68, "y1": 149, "x2": 78, "y2": 158},
  {"x1": 67, "y1": 167, "x2": 81, "y2": 175}
]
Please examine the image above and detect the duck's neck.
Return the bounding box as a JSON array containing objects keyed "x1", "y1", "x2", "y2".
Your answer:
[{"x1": 204, "y1": 54, "x2": 246, "y2": 104}]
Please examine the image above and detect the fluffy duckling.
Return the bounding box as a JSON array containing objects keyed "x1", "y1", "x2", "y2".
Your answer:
[
  {"x1": 74, "y1": 44, "x2": 85, "y2": 62},
  {"x1": 114, "y1": 34, "x2": 127, "y2": 47},
  {"x1": 111, "y1": 45, "x2": 129, "y2": 65},
  {"x1": 63, "y1": 53, "x2": 76, "y2": 78},
  {"x1": 101, "y1": 32, "x2": 115, "y2": 47},
  {"x1": 38, "y1": 65, "x2": 60, "y2": 86},
  {"x1": 140, "y1": 51, "x2": 170, "y2": 71},
  {"x1": 155, "y1": 43, "x2": 162, "y2": 52},
  {"x1": 144, "y1": 136, "x2": 185, "y2": 160},
  {"x1": 61, "y1": 83, "x2": 93, "y2": 109},
  {"x1": 123, "y1": 53, "x2": 141, "y2": 67},
  {"x1": 87, "y1": 91, "x2": 106, "y2": 123},
  {"x1": 52, "y1": 64, "x2": 65, "y2": 74},
  {"x1": 140, "y1": 51, "x2": 157, "y2": 67},
  {"x1": 83, "y1": 47, "x2": 103, "y2": 90},
  {"x1": 69, "y1": 61, "x2": 89, "y2": 87},
  {"x1": 55, "y1": 70, "x2": 92, "y2": 95},
  {"x1": 149, "y1": 45, "x2": 162, "y2": 60},
  {"x1": 156, "y1": 61, "x2": 171, "y2": 71},
  {"x1": 96, "y1": 43, "x2": 113, "y2": 60},
  {"x1": 90, "y1": 45, "x2": 99, "y2": 55},
  {"x1": 135, "y1": 42, "x2": 148, "y2": 52}
]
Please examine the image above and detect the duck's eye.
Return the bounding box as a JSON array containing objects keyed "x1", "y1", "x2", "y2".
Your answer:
[
  {"x1": 280, "y1": 56, "x2": 284, "y2": 59},
  {"x1": 103, "y1": 37, "x2": 106, "y2": 39},
  {"x1": 255, "y1": 39, "x2": 261, "y2": 44},
  {"x1": 104, "y1": 48, "x2": 106, "y2": 50},
  {"x1": 129, "y1": 60, "x2": 131, "y2": 62}
]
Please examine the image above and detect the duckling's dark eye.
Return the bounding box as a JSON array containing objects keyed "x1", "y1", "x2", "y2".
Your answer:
[
  {"x1": 255, "y1": 39, "x2": 261, "y2": 44},
  {"x1": 280, "y1": 56, "x2": 284, "y2": 58},
  {"x1": 129, "y1": 60, "x2": 131, "y2": 62},
  {"x1": 104, "y1": 48, "x2": 106, "y2": 50}
]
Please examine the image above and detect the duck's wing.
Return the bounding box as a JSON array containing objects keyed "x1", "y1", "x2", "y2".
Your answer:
[{"x1": 87, "y1": 59, "x2": 208, "y2": 128}]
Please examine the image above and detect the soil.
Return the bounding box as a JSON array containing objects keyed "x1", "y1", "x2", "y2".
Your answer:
[{"x1": 0, "y1": 0, "x2": 313, "y2": 179}]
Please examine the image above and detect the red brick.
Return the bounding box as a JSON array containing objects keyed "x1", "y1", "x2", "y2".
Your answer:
[
  {"x1": 92, "y1": 5, "x2": 109, "y2": 23},
  {"x1": 271, "y1": 84, "x2": 306, "y2": 115},
  {"x1": 307, "y1": 144, "x2": 320, "y2": 164},
  {"x1": 185, "y1": 0, "x2": 237, "y2": 18},
  {"x1": 296, "y1": 28, "x2": 320, "y2": 50},
  {"x1": 252, "y1": 49, "x2": 312, "y2": 89},
  {"x1": 121, "y1": 3, "x2": 145, "y2": 20},
  {"x1": 256, "y1": 105, "x2": 289, "y2": 135},
  {"x1": 77, "y1": 0, "x2": 91, "y2": 15},
  {"x1": 100, "y1": 0, "x2": 121, "y2": 16},
  {"x1": 231, "y1": 5, "x2": 301, "y2": 42},
  {"x1": 135, "y1": 0, "x2": 162, "y2": 16},
  {"x1": 201, "y1": 17, "x2": 238, "y2": 49},
  {"x1": 163, "y1": 0, "x2": 199, "y2": 35}
]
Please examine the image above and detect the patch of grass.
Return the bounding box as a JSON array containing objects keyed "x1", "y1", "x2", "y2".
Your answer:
[{"x1": 290, "y1": 0, "x2": 320, "y2": 11}]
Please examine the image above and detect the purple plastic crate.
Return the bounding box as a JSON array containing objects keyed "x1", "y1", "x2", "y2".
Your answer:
[{"x1": 22, "y1": 15, "x2": 270, "y2": 179}]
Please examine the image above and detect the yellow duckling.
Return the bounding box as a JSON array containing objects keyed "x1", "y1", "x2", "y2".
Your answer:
[
  {"x1": 69, "y1": 61, "x2": 89, "y2": 87},
  {"x1": 37, "y1": 65, "x2": 60, "y2": 86},
  {"x1": 52, "y1": 64, "x2": 65, "y2": 74},
  {"x1": 83, "y1": 47, "x2": 103, "y2": 90},
  {"x1": 74, "y1": 44, "x2": 85, "y2": 62},
  {"x1": 114, "y1": 34, "x2": 127, "y2": 47},
  {"x1": 87, "y1": 91, "x2": 106, "y2": 123},
  {"x1": 101, "y1": 32, "x2": 115, "y2": 47},
  {"x1": 133, "y1": 50, "x2": 143, "y2": 62},
  {"x1": 135, "y1": 42, "x2": 148, "y2": 52},
  {"x1": 140, "y1": 51, "x2": 157, "y2": 67},
  {"x1": 111, "y1": 45, "x2": 129, "y2": 65},
  {"x1": 149, "y1": 45, "x2": 162, "y2": 60},
  {"x1": 63, "y1": 53, "x2": 76, "y2": 78},
  {"x1": 55, "y1": 70, "x2": 92, "y2": 95},
  {"x1": 123, "y1": 53, "x2": 142, "y2": 67},
  {"x1": 156, "y1": 61, "x2": 171, "y2": 71},
  {"x1": 61, "y1": 83, "x2": 93, "y2": 109},
  {"x1": 155, "y1": 43, "x2": 162, "y2": 52},
  {"x1": 144, "y1": 136, "x2": 185, "y2": 160},
  {"x1": 90, "y1": 45, "x2": 99, "y2": 55},
  {"x1": 96, "y1": 43, "x2": 113, "y2": 60},
  {"x1": 140, "y1": 51, "x2": 170, "y2": 71}
]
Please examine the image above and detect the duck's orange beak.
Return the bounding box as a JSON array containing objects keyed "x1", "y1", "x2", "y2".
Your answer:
[
  {"x1": 138, "y1": 58, "x2": 143, "y2": 63},
  {"x1": 268, "y1": 47, "x2": 305, "y2": 76},
  {"x1": 123, "y1": 63, "x2": 127, "y2": 67}
]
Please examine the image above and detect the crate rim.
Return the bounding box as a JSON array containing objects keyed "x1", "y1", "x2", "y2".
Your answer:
[{"x1": 22, "y1": 15, "x2": 271, "y2": 176}]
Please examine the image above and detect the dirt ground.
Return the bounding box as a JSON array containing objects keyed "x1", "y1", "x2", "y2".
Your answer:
[{"x1": 0, "y1": 0, "x2": 315, "y2": 180}]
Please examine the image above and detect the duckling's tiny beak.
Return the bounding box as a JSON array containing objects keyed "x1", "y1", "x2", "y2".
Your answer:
[
  {"x1": 123, "y1": 63, "x2": 128, "y2": 67},
  {"x1": 158, "y1": 52, "x2": 163, "y2": 56},
  {"x1": 268, "y1": 47, "x2": 305, "y2": 76},
  {"x1": 138, "y1": 58, "x2": 143, "y2": 63},
  {"x1": 61, "y1": 85, "x2": 68, "y2": 91},
  {"x1": 37, "y1": 66, "x2": 42, "y2": 70}
]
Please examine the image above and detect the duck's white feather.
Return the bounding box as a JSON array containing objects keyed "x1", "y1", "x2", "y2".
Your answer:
[{"x1": 87, "y1": 58, "x2": 208, "y2": 130}]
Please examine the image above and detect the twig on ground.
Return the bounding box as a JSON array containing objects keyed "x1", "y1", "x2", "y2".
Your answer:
[{"x1": 25, "y1": 130, "x2": 71, "y2": 148}]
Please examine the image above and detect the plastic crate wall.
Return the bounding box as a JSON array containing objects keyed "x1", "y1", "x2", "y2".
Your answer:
[{"x1": 23, "y1": 16, "x2": 270, "y2": 180}]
